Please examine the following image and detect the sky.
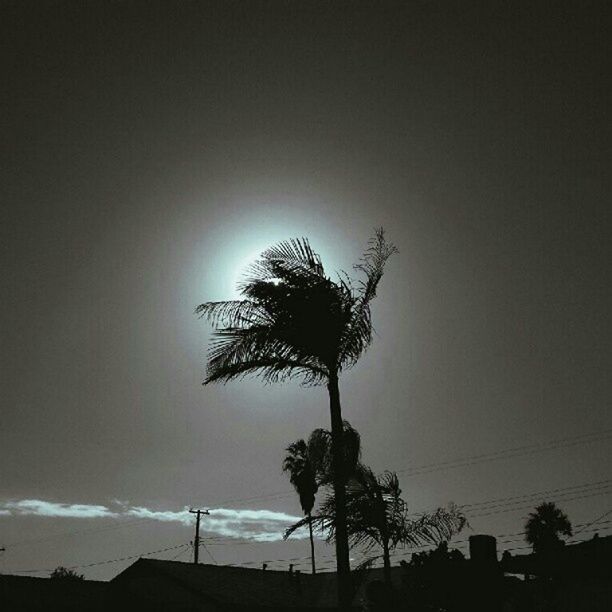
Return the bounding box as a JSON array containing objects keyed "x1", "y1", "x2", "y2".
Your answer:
[{"x1": 1, "y1": 0, "x2": 610, "y2": 580}]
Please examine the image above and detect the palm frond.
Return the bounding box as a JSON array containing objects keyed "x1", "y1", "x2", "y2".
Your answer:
[
  {"x1": 284, "y1": 513, "x2": 331, "y2": 541},
  {"x1": 263, "y1": 238, "x2": 325, "y2": 276},
  {"x1": 336, "y1": 229, "x2": 397, "y2": 369},
  {"x1": 308, "y1": 469, "x2": 466, "y2": 555},
  {"x1": 354, "y1": 555, "x2": 381, "y2": 575},
  {"x1": 240, "y1": 237, "x2": 326, "y2": 291},
  {"x1": 195, "y1": 300, "x2": 267, "y2": 328},
  {"x1": 354, "y1": 227, "x2": 399, "y2": 306},
  {"x1": 402, "y1": 504, "x2": 467, "y2": 547},
  {"x1": 204, "y1": 355, "x2": 326, "y2": 386},
  {"x1": 205, "y1": 326, "x2": 328, "y2": 385}
]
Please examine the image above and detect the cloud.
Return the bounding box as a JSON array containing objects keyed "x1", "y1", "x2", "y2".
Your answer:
[
  {"x1": 201, "y1": 507, "x2": 308, "y2": 542},
  {"x1": 125, "y1": 506, "x2": 192, "y2": 525},
  {"x1": 0, "y1": 499, "x2": 307, "y2": 542},
  {"x1": 4, "y1": 500, "x2": 116, "y2": 519},
  {"x1": 212, "y1": 508, "x2": 300, "y2": 522}
]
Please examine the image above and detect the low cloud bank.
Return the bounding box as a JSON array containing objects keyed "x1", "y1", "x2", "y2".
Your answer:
[{"x1": 1, "y1": 499, "x2": 307, "y2": 542}]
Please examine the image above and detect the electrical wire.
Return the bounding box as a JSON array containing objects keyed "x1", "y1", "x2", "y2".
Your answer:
[
  {"x1": 199, "y1": 540, "x2": 218, "y2": 565},
  {"x1": 10, "y1": 543, "x2": 191, "y2": 575},
  {"x1": 567, "y1": 508, "x2": 612, "y2": 541},
  {"x1": 459, "y1": 478, "x2": 612, "y2": 511},
  {"x1": 193, "y1": 427, "x2": 612, "y2": 508},
  {"x1": 396, "y1": 429, "x2": 612, "y2": 478},
  {"x1": 3, "y1": 429, "x2": 608, "y2": 552},
  {"x1": 466, "y1": 488, "x2": 612, "y2": 518}
]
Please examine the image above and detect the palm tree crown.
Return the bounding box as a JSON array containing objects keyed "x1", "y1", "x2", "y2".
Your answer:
[
  {"x1": 525, "y1": 501, "x2": 572, "y2": 554},
  {"x1": 196, "y1": 228, "x2": 397, "y2": 385},
  {"x1": 283, "y1": 439, "x2": 320, "y2": 516}
]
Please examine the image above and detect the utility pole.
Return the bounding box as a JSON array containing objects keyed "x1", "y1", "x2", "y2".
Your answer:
[{"x1": 189, "y1": 508, "x2": 209, "y2": 564}]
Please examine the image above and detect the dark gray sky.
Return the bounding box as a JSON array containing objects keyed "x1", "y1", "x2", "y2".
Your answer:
[{"x1": 1, "y1": 1, "x2": 610, "y2": 579}]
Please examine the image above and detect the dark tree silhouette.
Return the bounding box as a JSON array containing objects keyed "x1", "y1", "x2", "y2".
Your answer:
[
  {"x1": 307, "y1": 420, "x2": 362, "y2": 487},
  {"x1": 50, "y1": 566, "x2": 84, "y2": 581},
  {"x1": 407, "y1": 542, "x2": 468, "y2": 611},
  {"x1": 525, "y1": 501, "x2": 572, "y2": 554},
  {"x1": 283, "y1": 439, "x2": 319, "y2": 574},
  {"x1": 285, "y1": 465, "x2": 466, "y2": 587},
  {"x1": 196, "y1": 229, "x2": 397, "y2": 609},
  {"x1": 283, "y1": 420, "x2": 362, "y2": 574}
]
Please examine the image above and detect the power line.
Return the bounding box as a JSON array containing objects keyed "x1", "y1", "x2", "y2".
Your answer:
[
  {"x1": 2, "y1": 430, "x2": 609, "y2": 552},
  {"x1": 460, "y1": 478, "x2": 612, "y2": 510},
  {"x1": 171, "y1": 545, "x2": 192, "y2": 561},
  {"x1": 10, "y1": 543, "x2": 190, "y2": 575},
  {"x1": 194, "y1": 428, "x2": 612, "y2": 508},
  {"x1": 2, "y1": 517, "x2": 153, "y2": 550},
  {"x1": 568, "y1": 508, "x2": 612, "y2": 541},
  {"x1": 466, "y1": 488, "x2": 612, "y2": 519},
  {"x1": 199, "y1": 539, "x2": 218, "y2": 565},
  {"x1": 397, "y1": 430, "x2": 612, "y2": 478},
  {"x1": 461, "y1": 480, "x2": 612, "y2": 515}
]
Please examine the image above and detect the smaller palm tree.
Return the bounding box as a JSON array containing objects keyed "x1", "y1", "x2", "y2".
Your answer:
[
  {"x1": 525, "y1": 502, "x2": 572, "y2": 554},
  {"x1": 283, "y1": 439, "x2": 319, "y2": 574},
  {"x1": 282, "y1": 421, "x2": 362, "y2": 574},
  {"x1": 285, "y1": 465, "x2": 466, "y2": 586}
]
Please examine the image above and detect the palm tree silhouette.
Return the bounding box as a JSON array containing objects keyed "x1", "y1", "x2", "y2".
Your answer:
[
  {"x1": 283, "y1": 421, "x2": 363, "y2": 574},
  {"x1": 525, "y1": 501, "x2": 572, "y2": 554},
  {"x1": 196, "y1": 229, "x2": 397, "y2": 608},
  {"x1": 283, "y1": 439, "x2": 319, "y2": 574},
  {"x1": 286, "y1": 465, "x2": 466, "y2": 586}
]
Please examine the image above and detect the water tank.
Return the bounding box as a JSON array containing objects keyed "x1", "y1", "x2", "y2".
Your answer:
[{"x1": 469, "y1": 535, "x2": 497, "y2": 563}]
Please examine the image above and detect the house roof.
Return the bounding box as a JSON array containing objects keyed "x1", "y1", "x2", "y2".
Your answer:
[
  {"x1": 113, "y1": 558, "x2": 331, "y2": 609},
  {"x1": 112, "y1": 558, "x2": 407, "y2": 609}
]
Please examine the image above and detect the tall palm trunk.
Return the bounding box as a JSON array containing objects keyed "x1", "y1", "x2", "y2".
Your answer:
[
  {"x1": 328, "y1": 371, "x2": 351, "y2": 610},
  {"x1": 382, "y1": 538, "x2": 391, "y2": 587},
  {"x1": 307, "y1": 511, "x2": 316, "y2": 575}
]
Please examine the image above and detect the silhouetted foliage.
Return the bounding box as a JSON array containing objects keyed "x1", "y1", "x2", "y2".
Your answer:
[
  {"x1": 283, "y1": 420, "x2": 362, "y2": 575},
  {"x1": 410, "y1": 540, "x2": 465, "y2": 568},
  {"x1": 283, "y1": 439, "x2": 319, "y2": 515},
  {"x1": 197, "y1": 228, "x2": 397, "y2": 609},
  {"x1": 283, "y1": 439, "x2": 320, "y2": 574},
  {"x1": 285, "y1": 465, "x2": 466, "y2": 587},
  {"x1": 196, "y1": 228, "x2": 397, "y2": 386},
  {"x1": 525, "y1": 502, "x2": 572, "y2": 554},
  {"x1": 403, "y1": 542, "x2": 468, "y2": 612},
  {"x1": 307, "y1": 420, "x2": 362, "y2": 486},
  {"x1": 50, "y1": 566, "x2": 84, "y2": 581}
]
